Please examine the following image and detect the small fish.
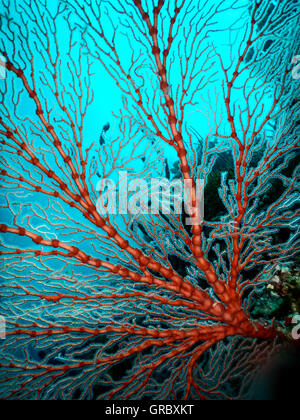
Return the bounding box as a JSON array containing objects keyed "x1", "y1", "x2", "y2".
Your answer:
[{"x1": 99, "y1": 122, "x2": 110, "y2": 145}]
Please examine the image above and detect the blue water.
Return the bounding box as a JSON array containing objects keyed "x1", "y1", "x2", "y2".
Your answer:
[{"x1": 0, "y1": 0, "x2": 299, "y2": 400}]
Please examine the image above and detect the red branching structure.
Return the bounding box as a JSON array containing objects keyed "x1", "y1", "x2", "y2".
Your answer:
[{"x1": 0, "y1": 0, "x2": 299, "y2": 400}]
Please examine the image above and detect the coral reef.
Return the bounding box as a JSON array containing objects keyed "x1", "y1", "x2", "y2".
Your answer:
[{"x1": 0, "y1": 0, "x2": 299, "y2": 400}]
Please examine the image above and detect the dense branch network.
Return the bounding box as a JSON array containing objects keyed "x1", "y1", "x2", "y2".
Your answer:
[{"x1": 0, "y1": 0, "x2": 299, "y2": 399}]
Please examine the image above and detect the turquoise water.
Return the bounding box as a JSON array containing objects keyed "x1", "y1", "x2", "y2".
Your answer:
[{"x1": 0, "y1": 0, "x2": 299, "y2": 400}]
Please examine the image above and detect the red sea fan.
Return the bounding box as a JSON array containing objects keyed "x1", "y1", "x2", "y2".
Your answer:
[{"x1": 0, "y1": 0, "x2": 299, "y2": 400}]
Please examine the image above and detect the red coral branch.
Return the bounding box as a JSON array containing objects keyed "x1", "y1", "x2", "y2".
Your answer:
[{"x1": 0, "y1": 0, "x2": 298, "y2": 400}]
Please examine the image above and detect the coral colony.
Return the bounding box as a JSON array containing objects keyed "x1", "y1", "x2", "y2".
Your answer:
[{"x1": 0, "y1": 0, "x2": 299, "y2": 400}]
